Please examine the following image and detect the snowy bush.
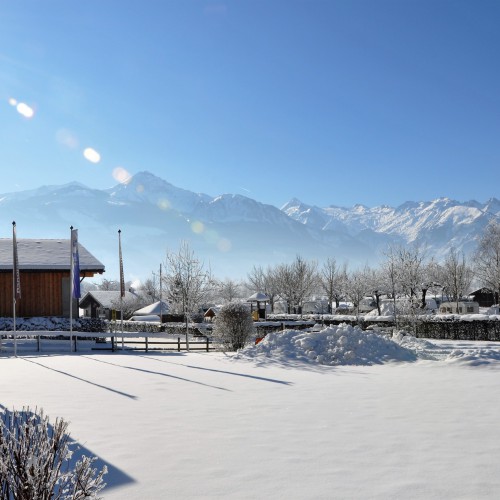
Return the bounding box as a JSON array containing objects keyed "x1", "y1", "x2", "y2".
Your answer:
[
  {"x1": 0, "y1": 407, "x2": 107, "y2": 499},
  {"x1": 212, "y1": 302, "x2": 255, "y2": 351}
]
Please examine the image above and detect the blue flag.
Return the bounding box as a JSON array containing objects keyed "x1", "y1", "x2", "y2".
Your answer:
[{"x1": 13, "y1": 221, "x2": 21, "y2": 300}]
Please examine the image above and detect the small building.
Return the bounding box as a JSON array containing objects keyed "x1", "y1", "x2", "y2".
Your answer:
[
  {"x1": 0, "y1": 238, "x2": 104, "y2": 318},
  {"x1": 132, "y1": 300, "x2": 169, "y2": 322},
  {"x1": 470, "y1": 288, "x2": 496, "y2": 308},
  {"x1": 79, "y1": 290, "x2": 137, "y2": 320},
  {"x1": 247, "y1": 292, "x2": 270, "y2": 320},
  {"x1": 438, "y1": 301, "x2": 480, "y2": 315},
  {"x1": 204, "y1": 306, "x2": 220, "y2": 322}
]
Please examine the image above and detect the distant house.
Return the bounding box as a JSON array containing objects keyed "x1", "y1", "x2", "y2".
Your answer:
[
  {"x1": 439, "y1": 301, "x2": 480, "y2": 315},
  {"x1": 131, "y1": 300, "x2": 169, "y2": 322},
  {"x1": 204, "y1": 306, "x2": 220, "y2": 322},
  {"x1": 79, "y1": 290, "x2": 137, "y2": 320},
  {"x1": 0, "y1": 238, "x2": 104, "y2": 318}
]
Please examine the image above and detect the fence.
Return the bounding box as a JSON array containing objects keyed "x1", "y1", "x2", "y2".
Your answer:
[{"x1": 0, "y1": 331, "x2": 215, "y2": 354}]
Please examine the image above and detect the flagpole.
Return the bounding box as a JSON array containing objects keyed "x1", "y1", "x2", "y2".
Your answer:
[
  {"x1": 12, "y1": 221, "x2": 21, "y2": 358},
  {"x1": 69, "y1": 227, "x2": 82, "y2": 353},
  {"x1": 118, "y1": 229, "x2": 125, "y2": 349},
  {"x1": 159, "y1": 263, "x2": 162, "y2": 321},
  {"x1": 70, "y1": 226, "x2": 74, "y2": 352}
]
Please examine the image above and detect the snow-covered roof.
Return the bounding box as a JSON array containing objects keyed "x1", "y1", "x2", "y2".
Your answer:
[
  {"x1": 247, "y1": 292, "x2": 270, "y2": 302},
  {"x1": 0, "y1": 238, "x2": 105, "y2": 272},
  {"x1": 133, "y1": 300, "x2": 169, "y2": 316},
  {"x1": 79, "y1": 290, "x2": 136, "y2": 309}
]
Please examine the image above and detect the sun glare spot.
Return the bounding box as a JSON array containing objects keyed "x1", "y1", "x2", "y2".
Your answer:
[
  {"x1": 113, "y1": 167, "x2": 132, "y2": 184},
  {"x1": 8, "y1": 98, "x2": 17, "y2": 106},
  {"x1": 158, "y1": 198, "x2": 171, "y2": 210},
  {"x1": 56, "y1": 129, "x2": 78, "y2": 149},
  {"x1": 191, "y1": 221, "x2": 205, "y2": 234},
  {"x1": 16, "y1": 102, "x2": 34, "y2": 118},
  {"x1": 204, "y1": 229, "x2": 219, "y2": 244},
  {"x1": 83, "y1": 147, "x2": 101, "y2": 163},
  {"x1": 217, "y1": 238, "x2": 232, "y2": 252}
]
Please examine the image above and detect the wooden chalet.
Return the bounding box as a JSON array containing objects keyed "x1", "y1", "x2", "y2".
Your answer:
[{"x1": 0, "y1": 238, "x2": 105, "y2": 318}]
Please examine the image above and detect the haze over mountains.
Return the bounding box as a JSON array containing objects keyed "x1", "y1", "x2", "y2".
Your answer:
[{"x1": 1, "y1": 171, "x2": 498, "y2": 283}]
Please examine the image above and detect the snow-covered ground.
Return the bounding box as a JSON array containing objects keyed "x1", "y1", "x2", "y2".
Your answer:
[{"x1": 2, "y1": 325, "x2": 500, "y2": 499}]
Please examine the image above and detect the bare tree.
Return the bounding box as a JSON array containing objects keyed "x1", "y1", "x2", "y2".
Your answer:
[
  {"x1": 365, "y1": 266, "x2": 384, "y2": 315},
  {"x1": 344, "y1": 266, "x2": 371, "y2": 318},
  {"x1": 246, "y1": 265, "x2": 279, "y2": 312},
  {"x1": 138, "y1": 273, "x2": 162, "y2": 303},
  {"x1": 441, "y1": 247, "x2": 474, "y2": 308},
  {"x1": 474, "y1": 220, "x2": 500, "y2": 304},
  {"x1": 94, "y1": 278, "x2": 121, "y2": 291},
  {"x1": 163, "y1": 241, "x2": 214, "y2": 349},
  {"x1": 216, "y1": 278, "x2": 242, "y2": 304},
  {"x1": 319, "y1": 257, "x2": 347, "y2": 313},
  {"x1": 274, "y1": 256, "x2": 318, "y2": 314}
]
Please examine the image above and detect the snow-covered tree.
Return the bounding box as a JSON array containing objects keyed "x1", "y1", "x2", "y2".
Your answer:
[
  {"x1": 474, "y1": 220, "x2": 500, "y2": 304},
  {"x1": 163, "y1": 241, "x2": 214, "y2": 349},
  {"x1": 246, "y1": 265, "x2": 279, "y2": 312},
  {"x1": 319, "y1": 257, "x2": 347, "y2": 313},
  {"x1": 216, "y1": 278, "x2": 243, "y2": 304},
  {"x1": 440, "y1": 248, "x2": 474, "y2": 306},
  {"x1": 343, "y1": 266, "x2": 371, "y2": 317},
  {"x1": 274, "y1": 256, "x2": 318, "y2": 314}
]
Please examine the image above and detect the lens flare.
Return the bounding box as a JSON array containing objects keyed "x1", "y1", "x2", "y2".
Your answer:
[
  {"x1": 112, "y1": 166, "x2": 132, "y2": 184},
  {"x1": 217, "y1": 238, "x2": 232, "y2": 252},
  {"x1": 8, "y1": 98, "x2": 17, "y2": 106},
  {"x1": 191, "y1": 221, "x2": 204, "y2": 234},
  {"x1": 83, "y1": 147, "x2": 101, "y2": 163},
  {"x1": 157, "y1": 198, "x2": 171, "y2": 210},
  {"x1": 136, "y1": 184, "x2": 144, "y2": 193},
  {"x1": 55, "y1": 129, "x2": 78, "y2": 149},
  {"x1": 16, "y1": 102, "x2": 34, "y2": 118},
  {"x1": 204, "y1": 229, "x2": 219, "y2": 244}
]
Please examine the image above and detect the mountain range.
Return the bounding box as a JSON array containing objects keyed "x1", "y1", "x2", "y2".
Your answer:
[{"x1": 1, "y1": 171, "x2": 498, "y2": 282}]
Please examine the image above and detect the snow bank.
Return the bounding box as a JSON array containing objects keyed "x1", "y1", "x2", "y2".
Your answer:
[
  {"x1": 445, "y1": 348, "x2": 500, "y2": 366},
  {"x1": 238, "y1": 323, "x2": 417, "y2": 366}
]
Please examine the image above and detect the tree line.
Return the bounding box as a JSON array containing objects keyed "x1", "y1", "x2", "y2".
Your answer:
[{"x1": 88, "y1": 220, "x2": 500, "y2": 321}]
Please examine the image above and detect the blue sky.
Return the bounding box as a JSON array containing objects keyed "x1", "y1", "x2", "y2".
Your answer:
[{"x1": 1, "y1": 0, "x2": 499, "y2": 209}]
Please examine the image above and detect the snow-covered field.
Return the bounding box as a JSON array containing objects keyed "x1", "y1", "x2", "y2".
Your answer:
[{"x1": 2, "y1": 325, "x2": 500, "y2": 499}]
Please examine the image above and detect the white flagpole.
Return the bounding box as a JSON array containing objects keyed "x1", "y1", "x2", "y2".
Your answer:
[
  {"x1": 70, "y1": 226, "x2": 82, "y2": 353},
  {"x1": 12, "y1": 221, "x2": 21, "y2": 358},
  {"x1": 70, "y1": 226, "x2": 74, "y2": 352},
  {"x1": 118, "y1": 229, "x2": 125, "y2": 349},
  {"x1": 159, "y1": 263, "x2": 162, "y2": 321}
]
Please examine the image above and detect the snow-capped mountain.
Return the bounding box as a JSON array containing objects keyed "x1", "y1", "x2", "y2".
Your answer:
[
  {"x1": 0, "y1": 171, "x2": 497, "y2": 281},
  {"x1": 282, "y1": 197, "x2": 500, "y2": 262}
]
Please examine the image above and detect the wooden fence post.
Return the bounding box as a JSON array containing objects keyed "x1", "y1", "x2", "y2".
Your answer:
[
  {"x1": 178, "y1": 337, "x2": 181, "y2": 352},
  {"x1": 146, "y1": 336, "x2": 149, "y2": 353}
]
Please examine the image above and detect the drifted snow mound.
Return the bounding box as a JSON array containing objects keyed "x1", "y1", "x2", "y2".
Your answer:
[
  {"x1": 445, "y1": 349, "x2": 500, "y2": 366},
  {"x1": 238, "y1": 324, "x2": 417, "y2": 366}
]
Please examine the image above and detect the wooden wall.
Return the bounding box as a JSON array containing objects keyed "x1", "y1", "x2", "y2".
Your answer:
[{"x1": 0, "y1": 271, "x2": 70, "y2": 317}]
